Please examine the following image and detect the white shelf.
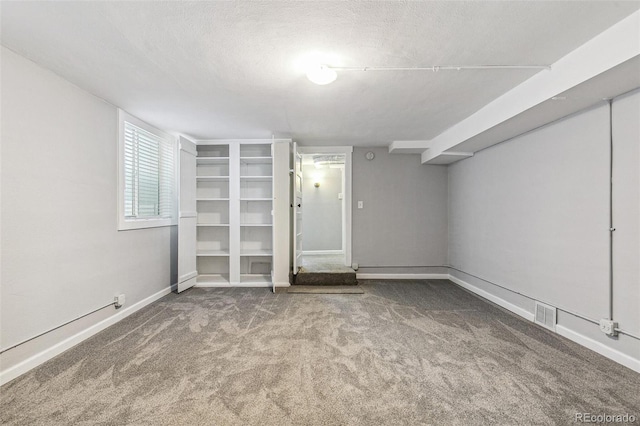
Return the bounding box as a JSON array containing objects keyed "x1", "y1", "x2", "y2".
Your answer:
[
  {"x1": 197, "y1": 223, "x2": 229, "y2": 227},
  {"x1": 240, "y1": 198, "x2": 272, "y2": 201},
  {"x1": 197, "y1": 176, "x2": 230, "y2": 180},
  {"x1": 197, "y1": 198, "x2": 230, "y2": 201},
  {"x1": 240, "y1": 223, "x2": 272, "y2": 227},
  {"x1": 240, "y1": 250, "x2": 273, "y2": 256},
  {"x1": 197, "y1": 250, "x2": 230, "y2": 257},
  {"x1": 197, "y1": 157, "x2": 230, "y2": 164},
  {"x1": 240, "y1": 156, "x2": 272, "y2": 163},
  {"x1": 240, "y1": 274, "x2": 272, "y2": 284},
  {"x1": 196, "y1": 274, "x2": 230, "y2": 286},
  {"x1": 240, "y1": 176, "x2": 272, "y2": 181}
]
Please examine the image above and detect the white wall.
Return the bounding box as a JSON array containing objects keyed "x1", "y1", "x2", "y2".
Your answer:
[
  {"x1": 611, "y1": 90, "x2": 640, "y2": 339},
  {"x1": 449, "y1": 104, "x2": 610, "y2": 317},
  {"x1": 0, "y1": 47, "x2": 177, "y2": 382},
  {"x1": 448, "y1": 91, "x2": 640, "y2": 368},
  {"x1": 353, "y1": 147, "x2": 448, "y2": 274},
  {"x1": 302, "y1": 165, "x2": 342, "y2": 251}
]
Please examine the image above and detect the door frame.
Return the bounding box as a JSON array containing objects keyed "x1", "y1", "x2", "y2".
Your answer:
[
  {"x1": 297, "y1": 146, "x2": 353, "y2": 268},
  {"x1": 292, "y1": 142, "x2": 303, "y2": 275},
  {"x1": 177, "y1": 136, "x2": 198, "y2": 293}
]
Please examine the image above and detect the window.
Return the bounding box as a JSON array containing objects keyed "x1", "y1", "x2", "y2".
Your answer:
[{"x1": 118, "y1": 109, "x2": 176, "y2": 230}]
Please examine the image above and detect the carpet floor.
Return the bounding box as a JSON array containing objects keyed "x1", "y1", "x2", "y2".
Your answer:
[
  {"x1": 1, "y1": 280, "x2": 639, "y2": 425},
  {"x1": 286, "y1": 285, "x2": 364, "y2": 294}
]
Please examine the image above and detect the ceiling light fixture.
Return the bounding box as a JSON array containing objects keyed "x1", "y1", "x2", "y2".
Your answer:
[{"x1": 306, "y1": 64, "x2": 338, "y2": 85}]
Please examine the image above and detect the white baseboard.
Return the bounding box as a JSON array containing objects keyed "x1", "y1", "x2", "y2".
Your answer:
[
  {"x1": 194, "y1": 283, "x2": 271, "y2": 288},
  {"x1": 555, "y1": 325, "x2": 640, "y2": 374},
  {"x1": 302, "y1": 250, "x2": 344, "y2": 256},
  {"x1": 0, "y1": 286, "x2": 172, "y2": 386},
  {"x1": 356, "y1": 273, "x2": 449, "y2": 280},
  {"x1": 447, "y1": 274, "x2": 536, "y2": 322},
  {"x1": 448, "y1": 273, "x2": 640, "y2": 373}
]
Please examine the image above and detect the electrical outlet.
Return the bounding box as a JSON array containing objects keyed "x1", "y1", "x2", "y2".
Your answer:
[
  {"x1": 114, "y1": 294, "x2": 126, "y2": 309},
  {"x1": 599, "y1": 319, "x2": 618, "y2": 336}
]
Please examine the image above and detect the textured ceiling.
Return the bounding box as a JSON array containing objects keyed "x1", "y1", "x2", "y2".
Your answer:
[{"x1": 1, "y1": 1, "x2": 638, "y2": 146}]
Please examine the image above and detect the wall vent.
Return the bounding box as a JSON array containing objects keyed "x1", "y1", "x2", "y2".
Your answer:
[{"x1": 534, "y1": 301, "x2": 557, "y2": 331}]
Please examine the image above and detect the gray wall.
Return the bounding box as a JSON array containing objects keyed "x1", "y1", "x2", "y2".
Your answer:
[
  {"x1": 611, "y1": 90, "x2": 639, "y2": 339},
  {"x1": 448, "y1": 92, "x2": 639, "y2": 360},
  {"x1": 449, "y1": 104, "x2": 610, "y2": 317},
  {"x1": 1, "y1": 48, "x2": 177, "y2": 370},
  {"x1": 302, "y1": 166, "x2": 342, "y2": 251},
  {"x1": 352, "y1": 147, "x2": 448, "y2": 272}
]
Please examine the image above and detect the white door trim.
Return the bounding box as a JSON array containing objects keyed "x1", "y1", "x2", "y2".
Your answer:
[
  {"x1": 292, "y1": 143, "x2": 303, "y2": 274},
  {"x1": 177, "y1": 136, "x2": 198, "y2": 293},
  {"x1": 298, "y1": 146, "x2": 353, "y2": 267}
]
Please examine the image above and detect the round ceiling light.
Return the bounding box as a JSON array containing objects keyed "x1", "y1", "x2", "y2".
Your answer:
[{"x1": 306, "y1": 64, "x2": 337, "y2": 85}]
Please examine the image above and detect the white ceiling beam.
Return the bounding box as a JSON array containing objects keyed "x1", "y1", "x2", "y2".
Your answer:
[
  {"x1": 417, "y1": 10, "x2": 640, "y2": 164},
  {"x1": 388, "y1": 140, "x2": 430, "y2": 154},
  {"x1": 421, "y1": 151, "x2": 474, "y2": 165}
]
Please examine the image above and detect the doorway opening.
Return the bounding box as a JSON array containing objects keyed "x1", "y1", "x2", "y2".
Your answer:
[
  {"x1": 301, "y1": 153, "x2": 346, "y2": 271},
  {"x1": 294, "y1": 146, "x2": 353, "y2": 277}
]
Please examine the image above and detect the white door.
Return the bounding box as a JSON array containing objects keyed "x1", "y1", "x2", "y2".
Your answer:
[
  {"x1": 177, "y1": 137, "x2": 198, "y2": 292},
  {"x1": 292, "y1": 143, "x2": 303, "y2": 274}
]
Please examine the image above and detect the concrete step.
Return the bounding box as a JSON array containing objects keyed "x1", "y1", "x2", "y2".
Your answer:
[{"x1": 293, "y1": 270, "x2": 358, "y2": 286}]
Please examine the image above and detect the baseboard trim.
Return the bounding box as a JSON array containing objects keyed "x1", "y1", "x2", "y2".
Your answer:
[
  {"x1": 448, "y1": 273, "x2": 640, "y2": 373},
  {"x1": 356, "y1": 273, "x2": 449, "y2": 280},
  {"x1": 302, "y1": 250, "x2": 344, "y2": 256},
  {"x1": 194, "y1": 283, "x2": 272, "y2": 288},
  {"x1": 555, "y1": 325, "x2": 640, "y2": 374},
  {"x1": 447, "y1": 274, "x2": 536, "y2": 322},
  {"x1": 0, "y1": 286, "x2": 172, "y2": 386}
]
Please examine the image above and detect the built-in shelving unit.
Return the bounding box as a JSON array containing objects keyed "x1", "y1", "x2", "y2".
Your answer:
[
  {"x1": 238, "y1": 143, "x2": 273, "y2": 285},
  {"x1": 192, "y1": 141, "x2": 273, "y2": 287},
  {"x1": 195, "y1": 144, "x2": 230, "y2": 285}
]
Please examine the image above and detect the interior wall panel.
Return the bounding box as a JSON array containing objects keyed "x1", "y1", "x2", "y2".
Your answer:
[
  {"x1": 0, "y1": 47, "x2": 176, "y2": 350},
  {"x1": 448, "y1": 104, "x2": 610, "y2": 318},
  {"x1": 612, "y1": 89, "x2": 640, "y2": 335},
  {"x1": 353, "y1": 147, "x2": 448, "y2": 269}
]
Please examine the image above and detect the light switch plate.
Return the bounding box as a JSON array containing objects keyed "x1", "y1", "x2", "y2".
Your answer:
[{"x1": 357, "y1": 201, "x2": 363, "y2": 209}]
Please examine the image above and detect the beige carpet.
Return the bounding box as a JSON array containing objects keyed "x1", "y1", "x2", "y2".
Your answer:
[
  {"x1": 2, "y1": 280, "x2": 639, "y2": 425},
  {"x1": 287, "y1": 285, "x2": 364, "y2": 294}
]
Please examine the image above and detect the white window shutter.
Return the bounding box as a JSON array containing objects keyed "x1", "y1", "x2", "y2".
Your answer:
[{"x1": 123, "y1": 121, "x2": 174, "y2": 220}]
